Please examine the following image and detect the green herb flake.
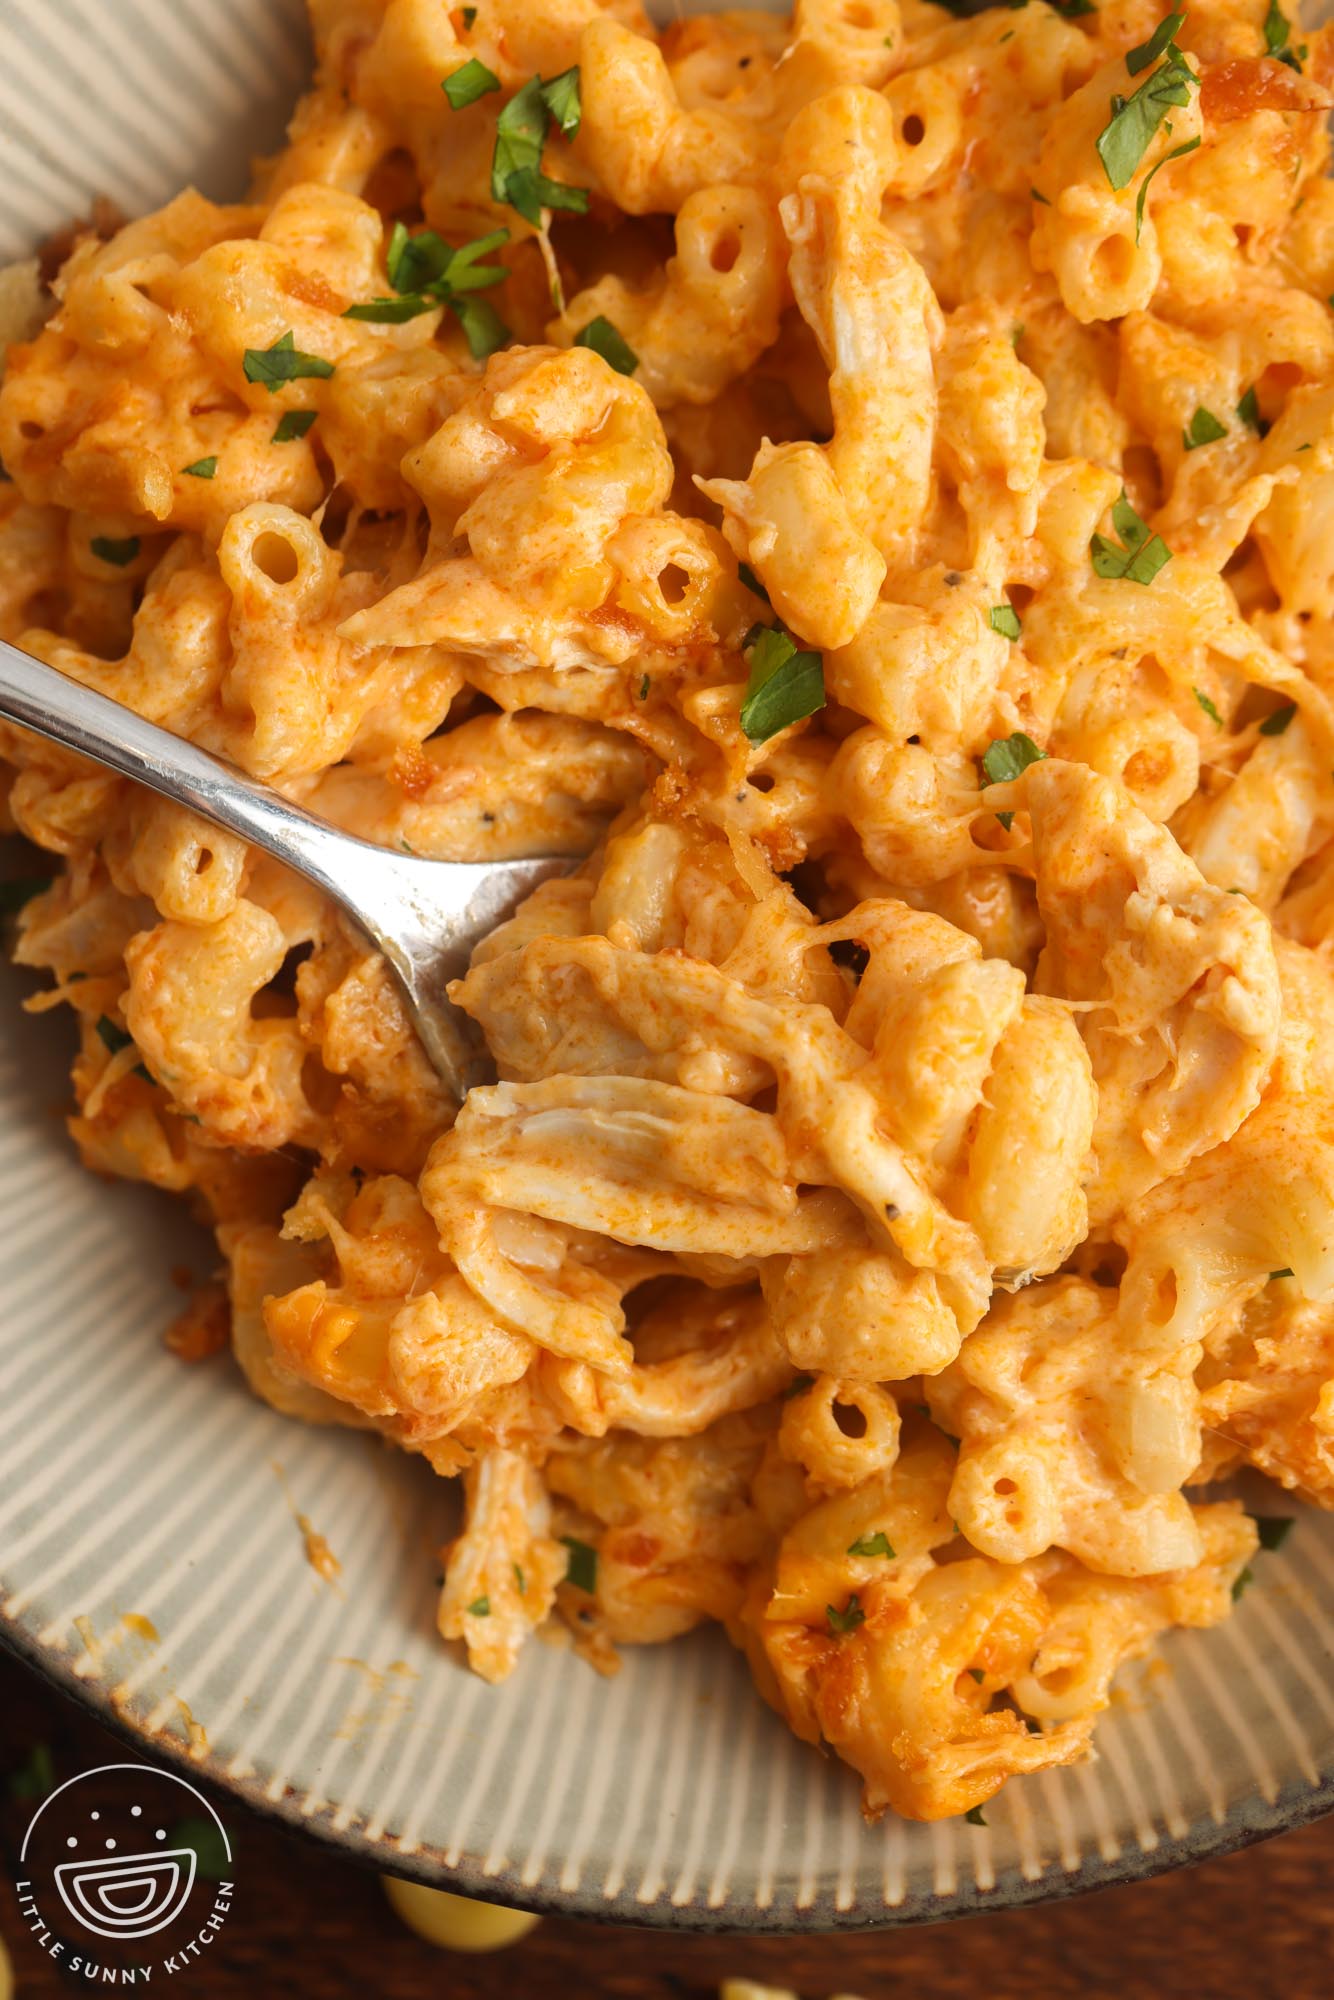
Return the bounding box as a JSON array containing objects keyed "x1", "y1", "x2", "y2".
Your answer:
[
  {"x1": 90, "y1": 535, "x2": 140, "y2": 566},
  {"x1": 637, "y1": 673, "x2": 650, "y2": 700},
  {"x1": 1232, "y1": 1565, "x2": 1254, "y2": 1601},
  {"x1": 443, "y1": 56, "x2": 500, "y2": 110},
  {"x1": 826, "y1": 1595, "x2": 866, "y2": 1637},
  {"x1": 847, "y1": 1531, "x2": 895, "y2": 1559},
  {"x1": 1183, "y1": 405, "x2": 1227, "y2": 452},
  {"x1": 167, "y1": 1818, "x2": 231, "y2": 1881},
  {"x1": 561, "y1": 1534, "x2": 598, "y2": 1594},
  {"x1": 1237, "y1": 383, "x2": 1263, "y2": 433},
  {"x1": 8, "y1": 1743, "x2": 54, "y2": 1801},
  {"x1": 97, "y1": 1016, "x2": 134, "y2": 1056},
  {"x1": 1125, "y1": 10, "x2": 1185, "y2": 74},
  {"x1": 981, "y1": 731, "x2": 1046, "y2": 785},
  {"x1": 1270, "y1": 1267, "x2": 1295, "y2": 1280},
  {"x1": 1264, "y1": 0, "x2": 1303, "y2": 69},
  {"x1": 965, "y1": 1805, "x2": 988, "y2": 1827},
  {"x1": 1256, "y1": 1516, "x2": 1294, "y2": 1550},
  {"x1": 513, "y1": 1563, "x2": 526, "y2": 1595},
  {"x1": 504, "y1": 165, "x2": 589, "y2": 226},
  {"x1": 989, "y1": 603, "x2": 1022, "y2": 641},
  {"x1": 467, "y1": 1594, "x2": 491, "y2": 1617},
  {"x1": 461, "y1": 5, "x2": 477, "y2": 24},
  {"x1": 738, "y1": 560, "x2": 770, "y2": 602},
  {"x1": 0, "y1": 875, "x2": 51, "y2": 915},
  {"x1": 182, "y1": 456, "x2": 218, "y2": 479},
  {"x1": 272, "y1": 410, "x2": 317, "y2": 443},
  {"x1": 968, "y1": 1668, "x2": 986, "y2": 1685},
  {"x1": 1030, "y1": 185, "x2": 1051, "y2": 205},
  {"x1": 1095, "y1": 27, "x2": 1198, "y2": 192},
  {"x1": 448, "y1": 295, "x2": 511, "y2": 360},
  {"x1": 1259, "y1": 702, "x2": 1297, "y2": 736},
  {"x1": 1193, "y1": 686, "x2": 1223, "y2": 726},
  {"x1": 1090, "y1": 488, "x2": 1173, "y2": 584},
  {"x1": 574, "y1": 315, "x2": 638, "y2": 376},
  {"x1": 1011, "y1": 322, "x2": 1025, "y2": 345},
  {"x1": 1134, "y1": 135, "x2": 1201, "y2": 243},
  {"x1": 540, "y1": 66, "x2": 582, "y2": 140},
  {"x1": 243, "y1": 330, "x2": 335, "y2": 392},
  {"x1": 344, "y1": 294, "x2": 439, "y2": 323},
  {"x1": 491, "y1": 76, "x2": 547, "y2": 192},
  {"x1": 739, "y1": 625, "x2": 825, "y2": 744}
]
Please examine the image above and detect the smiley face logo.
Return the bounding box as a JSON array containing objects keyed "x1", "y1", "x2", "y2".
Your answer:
[{"x1": 19, "y1": 1763, "x2": 231, "y2": 1947}]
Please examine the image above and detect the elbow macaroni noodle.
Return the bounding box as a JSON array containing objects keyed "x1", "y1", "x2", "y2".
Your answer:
[{"x1": 6, "y1": 0, "x2": 1334, "y2": 1822}]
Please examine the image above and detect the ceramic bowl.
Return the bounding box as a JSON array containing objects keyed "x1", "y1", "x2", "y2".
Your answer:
[{"x1": 1, "y1": 0, "x2": 1332, "y2": 1930}]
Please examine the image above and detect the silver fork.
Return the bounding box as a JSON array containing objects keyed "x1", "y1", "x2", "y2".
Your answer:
[{"x1": 0, "y1": 636, "x2": 571, "y2": 1099}]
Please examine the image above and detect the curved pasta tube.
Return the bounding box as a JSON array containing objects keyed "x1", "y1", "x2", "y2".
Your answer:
[
  {"x1": 782, "y1": 173, "x2": 942, "y2": 559},
  {"x1": 553, "y1": 185, "x2": 788, "y2": 409}
]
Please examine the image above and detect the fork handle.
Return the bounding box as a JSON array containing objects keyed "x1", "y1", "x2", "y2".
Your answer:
[{"x1": 0, "y1": 635, "x2": 379, "y2": 903}]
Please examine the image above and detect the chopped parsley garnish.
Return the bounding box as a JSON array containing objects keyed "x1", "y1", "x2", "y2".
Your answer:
[
  {"x1": 443, "y1": 56, "x2": 500, "y2": 110},
  {"x1": 738, "y1": 560, "x2": 769, "y2": 602},
  {"x1": 968, "y1": 1668, "x2": 986, "y2": 1684},
  {"x1": 182, "y1": 456, "x2": 218, "y2": 479},
  {"x1": 243, "y1": 330, "x2": 334, "y2": 392},
  {"x1": 1237, "y1": 384, "x2": 1263, "y2": 433},
  {"x1": 272, "y1": 410, "x2": 317, "y2": 443},
  {"x1": 847, "y1": 1531, "x2": 895, "y2": 1559},
  {"x1": 1126, "y1": 11, "x2": 1185, "y2": 73},
  {"x1": 166, "y1": 1818, "x2": 230, "y2": 1883},
  {"x1": 96, "y1": 1016, "x2": 151, "y2": 1081},
  {"x1": 1270, "y1": 1267, "x2": 1295, "y2": 1279},
  {"x1": 1193, "y1": 687, "x2": 1223, "y2": 725},
  {"x1": 989, "y1": 604, "x2": 1022, "y2": 641},
  {"x1": 0, "y1": 876, "x2": 51, "y2": 914},
  {"x1": 1232, "y1": 1565, "x2": 1254, "y2": 1601},
  {"x1": 466, "y1": 1594, "x2": 491, "y2": 1617},
  {"x1": 1183, "y1": 405, "x2": 1227, "y2": 451},
  {"x1": 965, "y1": 1805, "x2": 988, "y2": 1827},
  {"x1": 574, "y1": 315, "x2": 638, "y2": 375},
  {"x1": 561, "y1": 1535, "x2": 598, "y2": 1594},
  {"x1": 513, "y1": 1563, "x2": 526, "y2": 1595},
  {"x1": 450, "y1": 296, "x2": 510, "y2": 360},
  {"x1": 1264, "y1": 0, "x2": 1302, "y2": 71},
  {"x1": 344, "y1": 294, "x2": 439, "y2": 323},
  {"x1": 1134, "y1": 136, "x2": 1200, "y2": 242},
  {"x1": 491, "y1": 72, "x2": 588, "y2": 224},
  {"x1": 1095, "y1": 19, "x2": 1198, "y2": 192},
  {"x1": 540, "y1": 66, "x2": 583, "y2": 140},
  {"x1": 90, "y1": 535, "x2": 140, "y2": 566},
  {"x1": 1256, "y1": 1516, "x2": 1294, "y2": 1550},
  {"x1": 7, "y1": 1743, "x2": 54, "y2": 1802},
  {"x1": 362, "y1": 222, "x2": 512, "y2": 358},
  {"x1": 387, "y1": 221, "x2": 509, "y2": 296},
  {"x1": 826, "y1": 1595, "x2": 866, "y2": 1636},
  {"x1": 1090, "y1": 489, "x2": 1172, "y2": 584},
  {"x1": 981, "y1": 732, "x2": 1046, "y2": 785},
  {"x1": 461, "y1": 5, "x2": 477, "y2": 24},
  {"x1": 739, "y1": 625, "x2": 825, "y2": 743},
  {"x1": 1030, "y1": 185, "x2": 1051, "y2": 205},
  {"x1": 637, "y1": 673, "x2": 650, "y2": 700},
  {"x1": 1259, "y1": 702, "x2": 1296, "y2": 736}
]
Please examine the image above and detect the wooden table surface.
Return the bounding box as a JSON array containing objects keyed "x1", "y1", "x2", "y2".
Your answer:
[{"x1": 2, "y1": 1646, "x2": 1330, "y2": 2000}]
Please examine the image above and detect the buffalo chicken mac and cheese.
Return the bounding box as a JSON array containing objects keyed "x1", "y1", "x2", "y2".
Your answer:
[{"x1": 1, "y1": 0, "x2": 1331, "y2": 1822}]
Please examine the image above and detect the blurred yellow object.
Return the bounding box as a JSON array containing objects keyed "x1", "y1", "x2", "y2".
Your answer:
[
  {"x1": 0, "y1": 1922, "x2": 13, "y2": 2000},
  {"x1": 721, "y1": 1986, "x2": 867, "y2": 2000},
  {"x1": 381, "y1": 1874, "x2": 541, "y2": 1953}
]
